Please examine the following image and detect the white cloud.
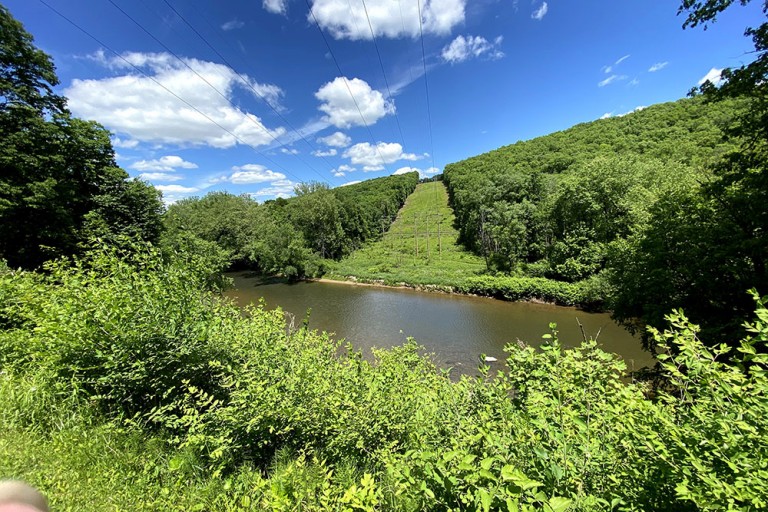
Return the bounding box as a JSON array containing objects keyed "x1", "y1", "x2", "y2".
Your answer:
[
  {"x1": 441, "y1": 35, "x2": 504, "y2": 64},
  {"x1": 250, "y1": 179, "x2": 296, "y2": 199},
  {"x1": 112, "y1": 137, "x2": 139, "y2": 149},
  {"x1": 263, "y1": 0, "x2": 288, "y2": 15},
  {"x1": 315, "y1": 77, "x2": 394, "y2": 129},
  {"x1": 139, "y1": 172, "x2": 184, "y2": 182},
  {"x1": 598, "y1": 74, "x2": 627, "y2": 87},
  {"x1": 339, "y1": 180, "x2": 362, "y2": 187},
  {"x1": 531, "y1": 2, "x2": 548, "y2": 20},
  {"x1": 66, "y1": 52, "x2": 286, "y2": 148},
  {"x1": 628, "y1": 78, "x2": 640, "y2": 86},
  {"x1": 317, "y1": 131, "x2": 352, "y2": 147},
  {"x1": 648, "y1": 61, "x2": 668, "y2": 72},
  {"x1": 225, "y1": 164, "x2": 287, "y2": 184},
  {"x1": 156, "y1": 184, "x2": 200, "y2": 194},
  {"x1": 602, "y1": 106, "x2": 647, "y2": 120},
  {"x1": 221, "y1": 19, "x2": 244, "y2": 30},
  {"x1": 343, "y1": 142, "x2": 424, "y2": 171},
  {"x1": 309, "y1": 0, "x2": 465, "y2": 40},
  {"x1": 130, "y1": 155, "x2": 198, "y2": 172},
  {"x1": 603, "y1": 54, "x2": 630, "y2": 74},
  {"x1": 332, "y1": 164, "x2": 356, "y2": 176},
  {"x1": 280, "y1": 148, "x2": 299, "y2": 155},
  {"x1": 393, "y1": 166, "x2": 439, "y2": 178},
  {"x1": 698, "y1": 67, "x2": 724, "y2": 86},
  {"x1": 312, "y1": 148, "x2": 337, "y2": 157}
]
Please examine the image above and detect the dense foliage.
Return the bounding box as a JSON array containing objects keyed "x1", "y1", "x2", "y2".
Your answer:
[
  {"x1": 0, "y1": 5, "x2": 163, "y2": 269},
  {"x1": 443, "y1": 94, "x2": 762, "y2": 344},
  {"x1": 609, "y1": 0, "x2": 768, "y2": 345},
  {"x1": 2, "y1": 247, "x2": 768, "y2": 510},
  {"x1": 163, "y1": 172, "x2": 418, "y2": 277}
]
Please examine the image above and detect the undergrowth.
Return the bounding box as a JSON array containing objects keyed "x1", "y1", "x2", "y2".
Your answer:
[{"x1": 1, "y1": 245, "x2": 766, "y2": 510}]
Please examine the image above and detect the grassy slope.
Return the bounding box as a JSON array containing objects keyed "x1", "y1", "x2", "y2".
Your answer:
[{"x1": 327, "y1": 181, "x2": 486, "y2": 286}]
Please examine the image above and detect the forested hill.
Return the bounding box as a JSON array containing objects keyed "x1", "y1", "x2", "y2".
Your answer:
[
  {"x1": 443, "y1": 95, "x2": 764, "y2": 346},
  {"x1": 163, "y1": 172, "x2": 419, "y2": 278},
  {"x1": 444, "y1": 96, "x2": 743, "y2": 259}
]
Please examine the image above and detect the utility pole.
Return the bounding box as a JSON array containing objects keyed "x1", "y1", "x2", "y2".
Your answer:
[
  {"x1": 438, "y1": 217, "x2": 442, "y2": 256},
  {"x1": 414, "y1": 214, "x2": 419, "y2": 258}
]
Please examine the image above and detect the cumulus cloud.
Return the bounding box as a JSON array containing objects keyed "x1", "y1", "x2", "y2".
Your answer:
[
  {"x1": 441, "y1": 35, "x2": 504, "y2": 64},
  {"x1": 250, "y1": 179, "x2": 296, "y2": 199},
  {"x1": 156, "y1": 184, "x2": 200, "y2": 194},
  {"x1": 343, "y1": 142, "x2": 424, "y2": 171},
  {"x1": 312, "y1": 148, "x2": 338, "y2": 157},
  {"x1": 648, "y1": 61, "x2": 668, "y2": 72},
  {"x1": 317, "y1": 131, "x2": 352, "y2": 147},
  {"x1": 138, "y1": 172, "x2": 184, "y2": 182},
  {"x1": 315, "y1": 77, "x2": 394, "y2": 129},
  {"x1": 393, "y1": 166, "x2": 439, "y2": 178},
  {"x1": 280, "y1": 148, "x2": 299, "y2": 155},
  {"x1": 221, "y1": 19, "x2": 244, "y2": 30},
  {"x1": 339, "y1": 180, "x2": 362, "y2": 187},
  {"x1": 130, "y1": 155, "x2": 198, "y2": 172},
  {"x1": 531, "y1": 2, "x2": 548, "y2": 20},
  {"x1": 309, "y1": 0, "x2": 465, "y2": 40},
  {"x1": 332, "y1": 164, "x2": 356, "y2": 176},
  {"x1": 66, "y1": 51, "x2": 286, "y2": 148},
  {"x1": 112, "y1": 137, "x2": 139, "y2": 149},
  {"x1": 600, "y1": 106, "x2": 647, "y2": 120},
  {"x1": 217, "y1": 164, "x2": 287, "y2": 184},
  {"x1": 263, "y1": 0, "x2": 288, "y2": 15},
  {"x1": 698, "y1": 67, "x2": 724, "y2": 86}
]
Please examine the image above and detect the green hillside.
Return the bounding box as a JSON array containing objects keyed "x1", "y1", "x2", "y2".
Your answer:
[{"x1": 327, "y1": 181, "x2": 486, "y2": 286}]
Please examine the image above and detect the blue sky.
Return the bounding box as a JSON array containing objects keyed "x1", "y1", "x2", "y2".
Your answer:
[{"x1": 5, "y1": 0, "x2": 761, "y2": 202}]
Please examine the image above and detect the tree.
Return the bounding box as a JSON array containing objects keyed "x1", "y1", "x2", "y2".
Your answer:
[
  {"x1": 0, "y1": 6, "x2": 163, "y2": 268},
  {"x1": 609, "y1": 1, "x2": 768, "y2": 346}
]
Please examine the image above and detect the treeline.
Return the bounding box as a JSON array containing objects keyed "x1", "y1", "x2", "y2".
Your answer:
[
  {"x1": 0, "y1": 6, "x2": 163, "y2": 270},
  {"x1": 163, "y1": 172, "x2": 418, "y2": 278},
  {"x1": 444, "y1": 94, "x2": 766, "y2": 346}
]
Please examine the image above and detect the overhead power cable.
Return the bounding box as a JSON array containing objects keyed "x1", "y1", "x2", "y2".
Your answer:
[
  {"x1": 37, "y1": 0, "x2": 307, "y2": 186},
  {"x1": 360, "y1": 0, "x2": 407, "y2": 149},
  {"x1": 159, "y1": 0, "x2": 342, "y2": 182},
  {"x1": 105, "y1": 0, "x2": 333, "y2": 184},
  {"x1": 416, "y1": 0, "x2": 437, "y2": 179},
  {"x1": 306, "y1": 0, "x2": 392, "y2": 174}
]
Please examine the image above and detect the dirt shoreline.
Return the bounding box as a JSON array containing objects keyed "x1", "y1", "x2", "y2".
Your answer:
[{"x1": 306, "y1": 276, "x2": 556, "y2": 306}]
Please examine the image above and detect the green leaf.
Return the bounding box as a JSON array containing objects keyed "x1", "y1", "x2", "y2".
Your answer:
[{"x1": 547, "y1": 496, "x2": 572, "y2": 512}]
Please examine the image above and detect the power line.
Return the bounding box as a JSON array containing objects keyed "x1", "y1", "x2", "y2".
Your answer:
[
  {"x1": 360, "y1": 0, "x2": 407, "y2": 148},
  {"x1": 106, "y1": 0, "x2": 334, "y2": 184},
  {"x1": 416, "y1": 0, "x2": 437, "y2": 177},
  {"x1": 305, "y1": 0, "x2": 392, "y2": 174},
  {"x1": 158, "y1": 0, "x2": 342, "y2": 183},
  {"x1": 37, "y1": 0, "x2": 307, "y2": 187}
]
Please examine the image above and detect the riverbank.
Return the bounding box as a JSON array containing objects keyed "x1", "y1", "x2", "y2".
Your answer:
[{"x1": 319, "y1": 270, "x2": 608, "y2": 310}]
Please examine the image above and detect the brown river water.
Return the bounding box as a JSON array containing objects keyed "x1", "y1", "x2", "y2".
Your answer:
[{"x1": 225, "y1": 272, "x2": 654, "y2": 375}]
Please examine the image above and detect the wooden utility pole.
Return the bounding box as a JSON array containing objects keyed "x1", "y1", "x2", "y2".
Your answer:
[
  {"x1": 426, "y1": 214, "x2": 431, "y2": 261},
  {"x1": 414, "y1": 215, "x2": 419, "y2": 258},
  {"x1": 438, "y1": 218, "x2": 442, "y2": 256}
]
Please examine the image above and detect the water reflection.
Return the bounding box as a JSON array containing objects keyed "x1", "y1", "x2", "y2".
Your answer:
[{"x1": 225, "y1": 272, "x2": 654, "y2": 374}]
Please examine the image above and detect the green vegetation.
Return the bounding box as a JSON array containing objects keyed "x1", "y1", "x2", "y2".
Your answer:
[
  {"x1": 163, "y1": 173, "x2": 418, "y2": 278},
  {"x1": 2, "y1": 247, "x2": 768, "y2": 510},
  {"x1": 0, "y1": 5, "x2": 163, "y2": 270},
  {"x1": 327, "y1": 181, "x2": 486, "y2": 286},
  {"x1": 1, "y1": 1, "x2": 767, "y2": 510}
]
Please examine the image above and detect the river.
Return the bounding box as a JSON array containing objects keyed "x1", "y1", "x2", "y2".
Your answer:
[{"x1": 226, "y1": 272, "x2": 654, "y2": 374}]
